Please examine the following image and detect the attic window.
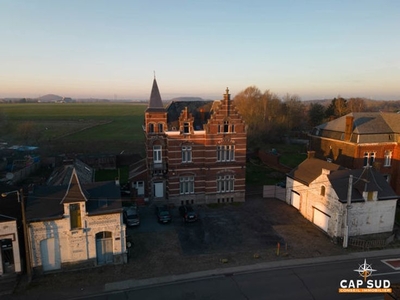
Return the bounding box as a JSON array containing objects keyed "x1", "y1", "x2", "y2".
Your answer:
[
  {"x1": 320, "y1": 186, "x2": 326, "y2": 196},
  {"x1": 367, "y1": 191, "x2": 374, "y2": 201},
  {"x1": 183, "y1": 122, "x2": 190, "y2": 134},
  {"x1": 224, "y1": 121, "x2": 229, "y2": 133},
  {"x1": 70, "y1": 203, "x2": 82, "y2": 229}
]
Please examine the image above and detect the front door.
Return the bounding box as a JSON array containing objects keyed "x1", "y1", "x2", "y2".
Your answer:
[
  {"x1": 40, "y1": 238, "x2": 61, "y2": 271},
  {"x1": 96, "y1": 232, "x2": 113, "y2": 265},
  {"x1": 154, "y1": 182, "x2": 164, "y2": 198}
]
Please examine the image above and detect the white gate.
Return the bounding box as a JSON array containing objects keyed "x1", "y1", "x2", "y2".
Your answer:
[
  {"x1": 291, "y1": 191, "x2": 300, "y2": 210},
  {"x1": 313, "y1": 208, "x2": 330, "y2": 232},
  {"x1": 40, "y1": 238, "x2": 61, "y2": 271}
]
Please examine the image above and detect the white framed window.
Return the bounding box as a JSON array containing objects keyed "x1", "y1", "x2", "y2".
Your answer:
[
  {"x1": 363, "y1": 152, "x2": 375, "y2": 167},
  {"x1": 384, "y1": 150, "x2": 392, "y2": 167},
  {"x1": 217, "y1": 145, "x2": 235, "y2": 162},
  {"x1": 182, "y1": 146, "x2": 192, "y2": 163},
  {"x1": 153, "y1": 145, "x2": 162, "y2": 163},
  {"x1": 217, "y1": 175, "x2": 234, "y2": 193},
  {"x1": 180, "y1": 176, "x2": 194, "y2": 194}
]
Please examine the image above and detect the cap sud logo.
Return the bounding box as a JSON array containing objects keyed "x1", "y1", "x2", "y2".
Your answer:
[{"x1": 338, "y1": 259, "x2": 392, "y2": 293}]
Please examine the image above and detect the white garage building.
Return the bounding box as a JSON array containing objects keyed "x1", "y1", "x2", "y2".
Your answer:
[{"x1": 285, "y1": 153, "x2": 399, "y2": 239}]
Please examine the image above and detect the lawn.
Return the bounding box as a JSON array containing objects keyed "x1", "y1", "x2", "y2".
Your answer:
[{"x1": 0, "y1": 103, "x2": 146, "y2": 154}]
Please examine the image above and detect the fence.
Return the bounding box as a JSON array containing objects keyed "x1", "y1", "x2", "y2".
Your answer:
[
  {"x1": 263, "y1": 185, "x2": 286, "y2": 201},
  {"x1": 348, "y1": 233, "x2": 396, "y2": 250}
]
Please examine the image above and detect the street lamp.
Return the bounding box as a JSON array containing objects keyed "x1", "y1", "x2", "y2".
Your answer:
[{"x1": 1, "y1": 189, "x2": 32, "y2": 281}]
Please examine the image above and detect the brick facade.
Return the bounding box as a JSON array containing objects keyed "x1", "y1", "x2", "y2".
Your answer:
[
  {"x1": 134, "y1": 80, "x2": 247, "y2": 206},
  {"x1": 309, "y1": 112, "x2": 400, "y2": 194}
]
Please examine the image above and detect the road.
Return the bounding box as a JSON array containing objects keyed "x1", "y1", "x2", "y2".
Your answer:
[{"x1": 75, "y1": 253, "x2": 400, "y2": 300}]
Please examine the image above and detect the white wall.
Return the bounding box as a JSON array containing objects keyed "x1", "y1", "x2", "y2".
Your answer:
[
  {"x1": 288, "y1": 173, "x2": 397, "y2": 239},
  {"x1": 29, "y1": 203, "x2": 125, "y2": 269}
]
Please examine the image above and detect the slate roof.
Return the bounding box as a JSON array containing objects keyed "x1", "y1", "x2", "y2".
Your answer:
[
  {"x1": 26, "y1": 169, "x2": 122, "y2": 222},
  {"x1": 316, "y1": 112, "x2": 400, "y2": 134},
  {"x1": 146, "y1": 78, "x2": 165, "y2": 112},
  {"x1": 287, "y1": 158, "x2": 343, "y2": 185},
  {"x1": 47, "y1": 160, "x2": 93, "y2": 185},
  {"x1": 328, "y1": 168, "x2": 400, "y2": 203},
  {"x1": 166, "y1": 100, "x2": 214, "y2": 130}
]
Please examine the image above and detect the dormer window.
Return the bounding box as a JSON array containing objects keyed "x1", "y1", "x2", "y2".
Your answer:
[
  {"x1": 70, "y1": 203, "x2": 82, "y2": 229},
  {"x1": 183, "y1": 122, "x2": 190, "y2": 134},
  {"x1": 224, "y1": 121, "x2": 229, "y2": 133},
  {"x1": 364, "y1": 191, "x2": 377, "y2": 201}
]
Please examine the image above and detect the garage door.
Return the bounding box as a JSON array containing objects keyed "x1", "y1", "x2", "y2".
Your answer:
[
  {"x1": 40, "y1": 238, "x2": 61, "y2": 271},
  {"x1": 313, "y1": 208, "x2": 330, "y2": 232},
  {"x1": 291, "y1": 191, "x2": 300, "y2": 210}
]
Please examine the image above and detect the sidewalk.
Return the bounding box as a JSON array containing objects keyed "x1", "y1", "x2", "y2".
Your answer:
[
  {"x1": 103, "y1": 248, "x2": 400, "y2": 294},
  {"x1": 5, "y1": 247, "x2": 399, "y2": 300}
]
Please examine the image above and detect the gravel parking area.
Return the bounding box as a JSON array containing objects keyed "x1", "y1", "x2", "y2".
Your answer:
[{"x1": 12, "y1": 190, "x2": 351, "y2": 299}]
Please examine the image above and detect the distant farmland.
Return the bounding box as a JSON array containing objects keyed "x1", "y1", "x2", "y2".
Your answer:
[{"x1": 0, "y1": 103, "x2": 147, "y2": 155}]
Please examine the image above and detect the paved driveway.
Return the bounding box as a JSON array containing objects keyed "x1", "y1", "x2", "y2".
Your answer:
[{"x1": 128, "y1": 195, "x2": 303, "y2": 256}]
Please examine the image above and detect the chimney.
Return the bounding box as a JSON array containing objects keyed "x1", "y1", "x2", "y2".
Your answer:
[
  {"x1": 307, "y1": 151, "x2": 315, "y2": 159},
  {"x1": 344, "y1": 115, "x2": 354, "y2": 141}
]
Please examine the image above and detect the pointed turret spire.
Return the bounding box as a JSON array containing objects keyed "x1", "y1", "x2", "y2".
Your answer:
[{"x1": 147, "y1": 77, "x2": 165, "y2": 112}]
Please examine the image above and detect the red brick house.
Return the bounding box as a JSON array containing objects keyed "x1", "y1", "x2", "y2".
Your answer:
[
  {"x1": 309, "y1": 112, "x2": 400, "y2": 194},
  {"x1": 129, "y1": 79, "x2": 247, "y2": 205}
]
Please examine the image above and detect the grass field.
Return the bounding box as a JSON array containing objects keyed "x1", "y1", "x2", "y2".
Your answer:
[{"x1": 0, "y1": 103, "x2": 147, "y2": 154}]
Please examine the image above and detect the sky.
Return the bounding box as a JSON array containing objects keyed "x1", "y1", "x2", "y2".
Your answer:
[{"x1": 0, "y1": 0, "x2": 399, "y2": 101}]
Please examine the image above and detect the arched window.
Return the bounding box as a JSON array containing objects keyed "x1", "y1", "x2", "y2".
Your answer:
[
  {"x1": 148, "y1": 123, "x2": 154, "y2": 133},
  {"x1": 158, "y1": 123, "x2": 163, "y2": 133},
  {"x1": 320, "y1": 186, "x2": 325, "y2": 196}
]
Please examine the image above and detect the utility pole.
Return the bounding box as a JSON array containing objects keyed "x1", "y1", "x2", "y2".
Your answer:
[
  {"x1": 1, "y1": 189, "x2": 32, "y2": 281},
  {"x1": 343, "y1": 175, "x2": 353, "y2": 248}
]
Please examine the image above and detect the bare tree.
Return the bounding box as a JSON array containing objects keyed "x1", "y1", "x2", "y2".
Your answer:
[{"x1": 347, "y1": 97, "x2": 367, "y2": 112}]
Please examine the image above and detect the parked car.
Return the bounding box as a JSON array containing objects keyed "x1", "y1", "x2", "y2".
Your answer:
[
  {"x1": 179, "y1": 205, "x2": 198, "y2": 222},
  {"x1": 123, "y1": 206, "x2": 140, "y2": 227},
  {"x1": 155, "y1": 205, "x2": 172, "y2": 223}
]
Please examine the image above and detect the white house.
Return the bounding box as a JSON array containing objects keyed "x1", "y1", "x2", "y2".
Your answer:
[
  {"x1": 26, "y1": 167, "x2": 127, "y2": 273},
  {"x1": 286, "y1": 154, "x2": 399, "y2": 239}
]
